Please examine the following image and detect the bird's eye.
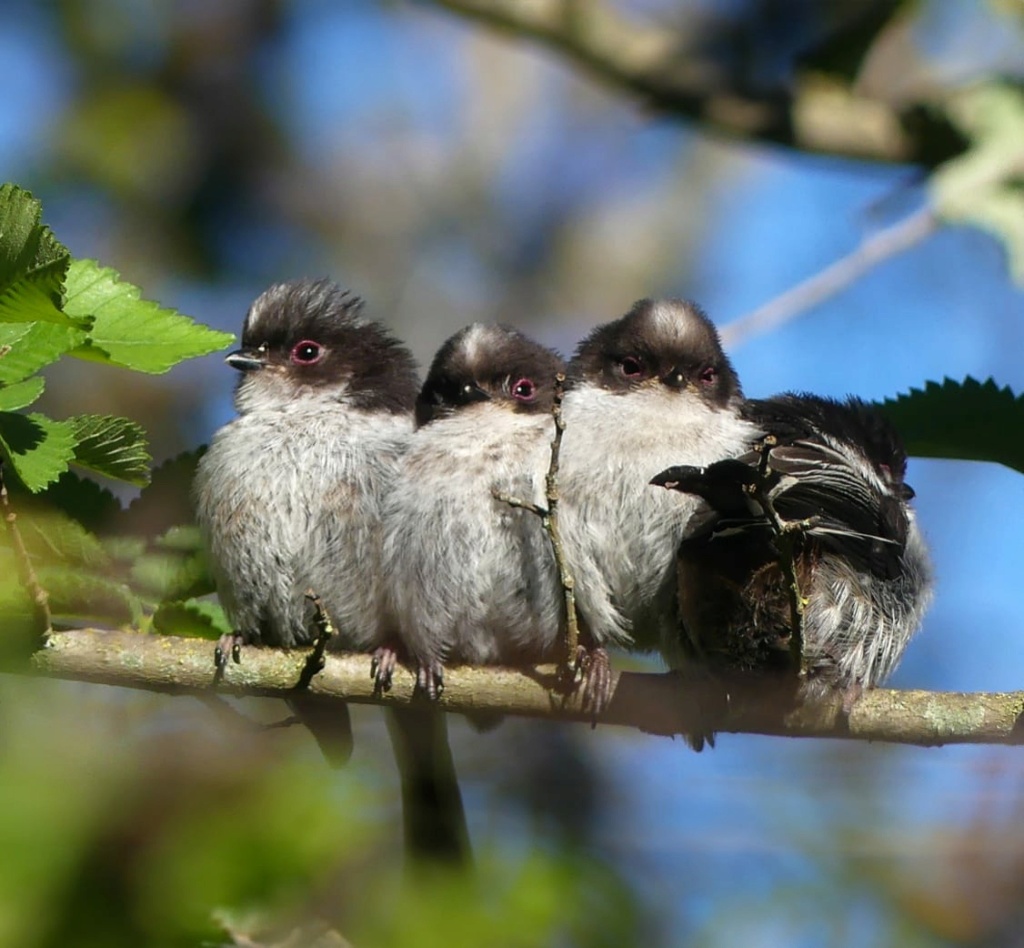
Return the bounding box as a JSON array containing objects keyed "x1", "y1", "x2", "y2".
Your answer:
[
  {"x1": 512, "y1": 378, "x2": 536, "y2": 402},
  {"x1": 290, "y1": 340, "x2": 323, "y2": 365},
  {"x1": 620, "y1": 356, "x2": 643, "y2": 378},
  {"x1": 699, "y1": 365, "x2": 717, "y2": 384}
]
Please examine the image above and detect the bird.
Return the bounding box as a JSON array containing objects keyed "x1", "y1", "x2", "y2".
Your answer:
[
  {"x1": 557, "y1": 298, "x2": 758, "y2": 710},
  {"x1": 193, "y1": 277, "x2": 419, "y2": 764},
  {"x1": 381, "y1": 323, "x2": 568, "y2": 699},
  {"x1": 651, "y1": 392, "x2": 933, "y2": 744}
]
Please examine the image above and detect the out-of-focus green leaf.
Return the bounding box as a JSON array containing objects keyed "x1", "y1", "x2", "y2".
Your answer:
[
  {"x1": 0, "y1": 321, "x2": 90, "y2": 385},
  {"x1": 0, "y1": 377, "x2": 44, "y2": 411},
  {"x1": 35, "y1": 470, "x2": 122, "y2": 535},
  {"x1": 66, "y1": 414, "x2": 151, "y2": 486},
  {"x1": 64, "y1": 260, "x2": 234, "y2": 373},
  {"x1": 152, "y1": 598, "x2": 231, "y2": 639},
  {"x1": 16, "y1": 505, "x2": 111, "y2": 569},
  {"x1": 879, "y1": 376, "x2": 1024, "y2": 473},
  {"x1": 931, "y1": 83, "x2": 1024, "y2": 284},
  {"x1": 36, "y1": 565, "x2": 141, "y2": 627},
  {"x1": 153, "y1": 524, "x2": 203, "y2": 552},
  {"x1": 119, "y1": 448, "x2": 204, "y2": 536},
  {"x1": 0, "y1": 412, "x2": 77, "y2": 492},
  {"x1": 130, "y1": 544, "x2": 213, "y2": 602}
]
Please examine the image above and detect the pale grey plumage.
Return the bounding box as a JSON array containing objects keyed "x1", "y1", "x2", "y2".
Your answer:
[
  {"x1": 381, "y1": 324, "x2": 566, "y2": 694},
  {"x1": 194, "y1": 278, "x2": 418, "y2": 658},
  {"x1": 558, "y1": 298, "x2": 759, "y2": 655}
]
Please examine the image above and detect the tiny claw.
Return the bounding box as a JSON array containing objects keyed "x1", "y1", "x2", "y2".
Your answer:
[
  {"x1": 841, "y1": 681, "x2": 864, "y2": 715},
  {"x1": 214, "y1": 632, "x2": 244, "y2": 676},
  {"x1": 415, "y1": 661, "x2": 444, "y2": 701},
  {"x1": 370, "y1": 646, "x2": 398, "y2": 694},
  {"x1": 574, "y1": 645, "x2": 613, "y2": 723}
]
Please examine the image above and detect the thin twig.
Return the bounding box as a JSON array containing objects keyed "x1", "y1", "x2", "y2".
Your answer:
[
  {"x1": 747, "y1": 437, "x2": 818, "y2": 676},
  {"x1": 295, "y1": 589, "x2": 334, "y2": 691},
  {"x1": 0, "y1": 459, "x2": 52, "y2": 638},
  {"x1": 492, "y1": 373, "x2": 580, "y2": 664},
  {"x1": 543, "y1": 374, "x2": 579, "y2": 659},
  {"x1": 720, "y1": 207, "x2": 939, "y2": 349}
]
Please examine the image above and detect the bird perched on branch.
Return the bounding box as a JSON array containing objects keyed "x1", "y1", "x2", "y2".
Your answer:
[
  {"x1": 652, "y1": 393, "x2": 933, "y2": 744},
  {"x1": 557, "y1": 299, "x2": 758, "y2": 709},
  {"x1": 194, "y1": 278, "x2": 419, "y2": 764},
  {"x1": 381, "y1": 324, "x2": 567, "y2": 699}
]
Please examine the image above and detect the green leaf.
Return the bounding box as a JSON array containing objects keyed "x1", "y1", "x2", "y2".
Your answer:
[
  {"x1": 0, "y1": 186, "x2": 85, "y2": 329},
  {"x1": 34, "y1": 470, "x2": 122, "y2": 534},
  {"x1": 0, "y1": 271, "x2": 88, "y2": 328},
  {"x1": 14, "y1": 504, "x2": 111, "y2": 569},
  {"x1": 0, "y1": 412, "x2": 77, "y2": 492},
  {"x1": 879, "y1": 377, "x2": 1024, "y2": 474},
  {"x1": 35, "y1": 565, "x2": 141, "y2": 628},
  {"x1": 130, "y1": 546, "x2": 213, "y2": 602},
  {"x1": 0, "y1": 377, "x2": 44, "y2": 411},
  {"x1": 0, "y1": 321, "x2": 90, "y2": 385},
  {"x1": 119, "y1": 448, "x2": 204, "y2": 536},
  {"x1": 64, "y1": 259, "x2": 234, "y2": 373},
  {"x1": 152, "y1": 598, "x2": 232, "y2": 640},
  {"x1": 66, "y1": 414, "x2": 151, "y2": 486},
  {"x1": 0, "y1": 184, "x2": 69, "y2": 286}
]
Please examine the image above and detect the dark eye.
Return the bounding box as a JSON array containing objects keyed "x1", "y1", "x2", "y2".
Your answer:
[
  {"x1": 620, "y1": 356, "x2": 643, "y2": 378},
  {"x1": 512, "y1": 378, "x2": 536, "y2": 402},
  {"x1": 699, "y1": 365, "x2": 717, "y2": 384},
  {"x1": 290, "y1": 340, "x2": 323, "y2": 365}
]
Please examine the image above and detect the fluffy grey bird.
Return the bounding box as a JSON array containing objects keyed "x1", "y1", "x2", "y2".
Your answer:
[
  {"x1": 194, "y1": 278, "x2": 419, "y2": 762},
  {"x1": 381, "y1": 324, "x2": 567, "y2": 698},
  {"x1": 652, "y1": 393, "x2": 933, "y2": 731},
  {"x1": 558, "y1": 298, "x2": 758, "y2": 695}
]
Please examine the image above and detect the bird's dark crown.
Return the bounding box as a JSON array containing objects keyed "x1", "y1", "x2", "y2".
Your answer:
[
  {"x1": 238, "y1": 278, "x2": 419, "y2": 414},
  {"x1": 569, "y1": 298, "x2": 740, "y2": 407},
  {"x1": 416, "y1": 323, "x2": 566, "y2": 427}
]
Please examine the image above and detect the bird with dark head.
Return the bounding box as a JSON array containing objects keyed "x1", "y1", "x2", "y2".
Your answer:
[
  {"x1": 557, "y1": 299, "x2": 758, "y2": 701},
  {"x1": 652, "y1": 393, "x2": 933, "y2": 745},
  {"x1": 382, "y1": 323, "x2": 568, "y2": 699},
  {"x1": 194, "y1": 278, "x2": 419, "y2": 763}
]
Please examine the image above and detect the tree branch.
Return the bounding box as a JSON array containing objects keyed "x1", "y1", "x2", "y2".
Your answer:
[
  {"x1": 27, "y1": 629, "x2": 1024, "y2": 747},
  {"x1": 719, "y1": 207, "x2": 939, "y2": 348},
  {"x1": 421, "y1": 0, "x2": 941, "y2": 163}
]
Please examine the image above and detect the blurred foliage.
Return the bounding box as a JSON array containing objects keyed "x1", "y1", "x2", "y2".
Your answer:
[{"x1": 0, "y1": 186, "x2": 231, "y2": 642}]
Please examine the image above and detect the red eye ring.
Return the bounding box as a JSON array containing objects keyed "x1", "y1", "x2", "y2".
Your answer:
[
  {"x1": 620, "y1": 356, "x2": 643, "y2": 378},
  {"x1": 699, "y1": 365, "x2": 717, "y2": 384},
  {"x1": 512, "y1": 378, "x2": 536, "y2": 401},
  {"x1": 290, "y1": 340, "x2": 323, "y2": 365}
]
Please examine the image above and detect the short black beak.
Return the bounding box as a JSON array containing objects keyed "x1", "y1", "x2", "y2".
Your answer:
[
  {"x1": 463, "y1": 383, "x2": 490, "y2": 404},
  {"x1": 660, "y1": 368, "x2": 688, "y2": 390},
  {"x1": 225, "y1": 349, "x2": 267, "y2": 372}
]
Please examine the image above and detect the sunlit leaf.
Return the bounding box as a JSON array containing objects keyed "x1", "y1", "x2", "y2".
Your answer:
[
  {"x1": 64, "y1": 260, "x2": 234, "y2": 373},
  {"x1": 0, "y1": 412, "x2": 77, "y2": 492},
  {"x1": 0, "y1": 377, "x2": 44, "y2": 412},
  {"x1": 0, "y1": 321, "x2": 90, "y2": 385}
]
